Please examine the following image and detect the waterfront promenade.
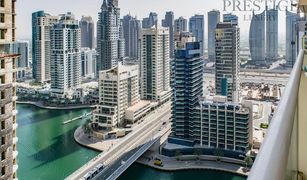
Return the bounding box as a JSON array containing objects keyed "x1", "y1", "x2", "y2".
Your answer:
[
  {"x1": 17, "y1": 101, "x2": 94, "y2": 110},
  {"x1": 137, "y1": 152, "x2": 248, "y2": 177}
]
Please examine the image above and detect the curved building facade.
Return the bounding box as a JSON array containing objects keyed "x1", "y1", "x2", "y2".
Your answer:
[{"x1": 249, "y1": 11, "x2": 266, "y2": 65}]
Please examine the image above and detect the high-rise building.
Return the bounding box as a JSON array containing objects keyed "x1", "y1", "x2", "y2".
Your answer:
[
  {"x1": 50, "y1": 13, "x2": 81, "y2": 95},
  {"x1": 174, "y1": 17, "x2": 187, "y2": 33},
  {"x1": 189, "y1": 14, "x2": 204, "y2": 57},
  {"x1": 0, "y1": 0, "x2": 18, "y2": 179},
  {"x1": 197, "y1": 96, "x2": 252, "y2": 153},
  {"x1": 286, "y1": 10, "x2": 298, "y2": 68},
  {"x1": 172, "y1": 32, "x2": 203, "y2": 139},
  {"x1": 223, "y1": 13, "x2": 238, "y2": 25},
  {"x1": 208, "y1": 10, "x2": 220, "y2": 61},
  {"x1": 122, "y1": 14, "x2": 141, "y2": 59},
  {"x1": 79, "y1": 16, "x2": 95, "y2": 49},
  {"x1": 92, "y1": 63, "x2": 151, "y2": 131},
  {"x1": 162, "y1": 11, "x2": 175, "y2": 58},
  {"x1": 266, "y1": 7, "x2": 278, "y2": 61},
  {"x1": 142, "y1": 12, "x2": 158, "y2": 28},
  {"x1": 97, "y1": 0, "x2": 124, "y2": 71},
  {"x1": 215, "y1": 22, "x2": 240, "y2": 102},
  {"x1": 140, "y1": 25, "x2": 172, "y2": 102},
  {"x1": 81, "y1": 48, "x2": 97, "y2": 79},
  {"x1": 13, "y1": 41, "x2": 29, "y2": 79},
  {"x1": 32, "y1": 11, "x2": 59, "y2": 83},
  {"x1": 249, "y1": 11, "x2": 266, "y2": 65}
]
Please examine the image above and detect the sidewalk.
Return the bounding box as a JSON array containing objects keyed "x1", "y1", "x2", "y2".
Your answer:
[
  {"x1": 137, "y1": 151, "x2": 249, "y2": 177},
  {"x1": 74, "y1": 127, "x2": 120, "y2": 152},
  {"x1": 17, "y1": 101, "x2": 94, "y2": 110}
]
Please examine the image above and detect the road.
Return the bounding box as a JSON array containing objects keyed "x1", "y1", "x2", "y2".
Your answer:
[{"x1": 66, "y1": 102, "x2": 171, "y2": 180}]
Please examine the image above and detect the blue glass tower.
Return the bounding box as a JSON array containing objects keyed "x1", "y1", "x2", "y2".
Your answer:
[{"x1": 172, "y1": 33, "x2": 203, "y2": 139}]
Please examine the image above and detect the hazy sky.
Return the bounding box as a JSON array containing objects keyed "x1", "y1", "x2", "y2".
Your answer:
[{"x1": 16, "y1": 0, "x2": 293, "y2": 41}]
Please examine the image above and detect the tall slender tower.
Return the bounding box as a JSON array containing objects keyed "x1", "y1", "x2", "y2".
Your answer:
[
  {"x1": 0, "y1": 0, "x2": 18, "y2": 179},
  {"x1": 122, "y1": 14, "x2": 141, "y2": 59},
  {"x1": 266, "y1": 7, "x2": 278, "y2": 62},
  {"x1": 172, "y1": 32, "x2": 203, "y2": 139},
  {"x1": 174, "y1": 17, "x2": 187, "y2": 33},
  {"x1": 79, "y1": 16, "x2": 95, "y2": 49},
  {"x1": 32, "y1": 11, "x2": 59, "y2": 83},
  {"x1": 215, "y1": 21, "x2": 240, "y2": 102},
  {"x1": 50, "y1": 12, "x2": 81, "y2": 95},
  {"x1": 97, "y1": 0, "x2": 124, "y2": 71},
  {"x1": 208, "y1": 10, "x2": 220, "y2": 61},
  {"x1": 249, "y1": 11, "x2": 266, "y2": 65},
  {"x1": 189, "y1": 14, "x2": 204, "y2": 57},
  {"x1": 286, "y1": 10, "x2": 298, "y2": 68},
  {"x1": 142, "y1": 12, "x2": 158, "y2": 28},
  {"x1": 162, "y1": 11, "x2": 175, "y2": 58},
  {"x1": 140, "y1": 25, "x2": 171, "y2": 102}
]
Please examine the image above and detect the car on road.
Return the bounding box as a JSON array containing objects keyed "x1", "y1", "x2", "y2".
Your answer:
[{"x1": 83, "y1": 172, "x2": 92, "y2": 180}]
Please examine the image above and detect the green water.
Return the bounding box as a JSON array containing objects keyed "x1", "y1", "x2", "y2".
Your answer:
[
  {"x1": 119, "y1": 163, "x2": 247, "y2": 180},
  {"x1": 16, "y1": 104, "x2": 247, "y2": 180},
  {"x1": 16, "y1": 104, "x2": 99, "y2": 180}
]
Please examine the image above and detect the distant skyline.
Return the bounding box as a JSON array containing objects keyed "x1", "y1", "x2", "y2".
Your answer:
[{"x1": 16, "y1": 0, "x2": 291, "y2": 42}]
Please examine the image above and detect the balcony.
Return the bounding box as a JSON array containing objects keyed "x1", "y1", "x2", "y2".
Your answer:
[{"x1": 248, "y1": 49, "x2": 307, "y2": 179}]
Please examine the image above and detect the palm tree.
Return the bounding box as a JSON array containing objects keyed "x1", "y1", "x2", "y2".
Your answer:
[
  {"x1": 193, "y1": 149, "x2": 203, "y2": 160},
  {"x1": 82, "y1": 121, "x2": 93, "y2": 138},
  {"x1": 244, "y1": 155, "x2": 254, "y2": 170},
  {"x1": 175, "y1": 150, "x2": 182, "y2": 161},
  {"x1": 214, "y1": 148, "x2": 223, "y2": 162}
]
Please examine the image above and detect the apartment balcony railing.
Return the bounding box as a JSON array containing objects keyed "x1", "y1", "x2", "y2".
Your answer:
[{"x1": 248, "y1": 49, "x2": 306, "y2": 180}]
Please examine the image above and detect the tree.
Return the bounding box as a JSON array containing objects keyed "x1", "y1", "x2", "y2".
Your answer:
[
  {"x1": 174, "y1": 150, "x2": 182, "y2": 161},
  {"x1": 244, "y1": 155, "x2": 254, "y2": 169},
  {"x1": 214, "y1": 148, "x2": 224, "y2": 162},
  {"x1": 193, "y1": 148, "x2": 203, "y2": 160},
  {"x1": 82, "y1": 120, "x2": 93, "y2": 138}
]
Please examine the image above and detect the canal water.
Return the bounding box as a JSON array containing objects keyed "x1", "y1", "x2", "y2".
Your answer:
[{"x1": 16, "y1": 104, "x2": 247, "y2": 180}]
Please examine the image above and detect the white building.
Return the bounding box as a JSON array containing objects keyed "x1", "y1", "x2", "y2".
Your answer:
[
  {"x1": 140, "y1": 25, "x2": 172, "y2": 102},
  {"x1": 93, "y1": 63, "x2": 151, "y2": 130},
  {"x1": 50, "y1": 12, "x2": 81, "y2": 95},
  {"x1": 81, "y1": 48, "x2": 96, "y2": 79},
  {"x1": 32, "y1": 11, "x2": 59, "y2": 83}
]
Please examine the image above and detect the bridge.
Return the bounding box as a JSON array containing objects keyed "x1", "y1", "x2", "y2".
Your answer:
[{"x1": 66, "y1": 102, "x2": 171, "y2": 180}]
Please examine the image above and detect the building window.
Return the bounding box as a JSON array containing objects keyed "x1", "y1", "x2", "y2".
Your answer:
[
  {"x1": 0, "y1": 59, "x2": 4, "y2": 69},
  {"x1": 1, "y1": 166, "x2": 5, "y2": 176},
  {"x1": 0, "y1": 13, "x2": 4, "y2": 23},
  {"x1": 1, "y1": 91, "x2": 4, "y2": 99},
  {"x1": 0, "y1": 0, "x2": 4, "y2": 8},
  {"x1": 0, "y1": 30, "x2": 4, "y2": 39},
  {"x1": 1, "y1": 136, "x2": 5, "y2": 145},
  {"x1": 0, "y1": 75, "x2": 4, "y2": 84},
  {"x1": 1, "y1": 151, "x2": 5, "y2": 161},
  {"x1": 1, "y1": 107, "x2": 4, "y2": 115},
  {"x1": 1, "y1": 121, "x2": 4, "y2": 130}
]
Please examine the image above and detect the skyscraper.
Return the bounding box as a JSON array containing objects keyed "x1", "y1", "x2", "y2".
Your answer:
[
  {"x1": 174, "y1": 17, "x2": 187, "y2": 33},
  {"x1": 140, "y1": 25, "x2": 171, "y2": 102},
  {"x1": 50, "y1": 13, "x2": 81, "y2": 94},
  {"x1": 92, "y1": 63, "x2": 151, "y2": 131},
  {"x1": 208, "y1": 10, "x2": 220, "y2": 61},
  {"x1": 81, "y1": 48, "x2": 97, "y2": 79},
  {"x1": 266, "y1": 7, "x2": 278, "y2": 62},
  {"x1": 172, "y1": 32, "x2": 203, "y2": 139},
  {"x1": 249, "y1": 11, "x2": 266, "y2": 65},
  {"x1": 162, "y1": 11, "x2": 175, "y2": 58},
  {"x1": 215, "y1": 22, "x2": 240, "y2": 102},
  {"x1": 189, "y1": 14, "x2": 204, "y2": 57},
  {"x1": 79, "y1": 16, "x2": 95, "y2": 49},
  {"x1": 122, "y1": 14, "x2": 141, "y2": 59},
  {"x1": 142, "y1": 12, "x2": 158, "y2": 28},
  {"x1": 223, "y1": 13, "x2": 238, "y2": 25},
  {"x1": 32, "y1": 11, "x2": 59, "y2": 83},
  {"x1": 0, "y1": 0, "x2": 18, "y2": 179},
  {"x1": 13, "y1": 41, "x2": 29, "y2": 79},
  {"x1": 97, "y1": 0, "x2": 124, "y2": 71},
  {"x1": 286, "y1": 10, "x2": 298, "y2": 68}
]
